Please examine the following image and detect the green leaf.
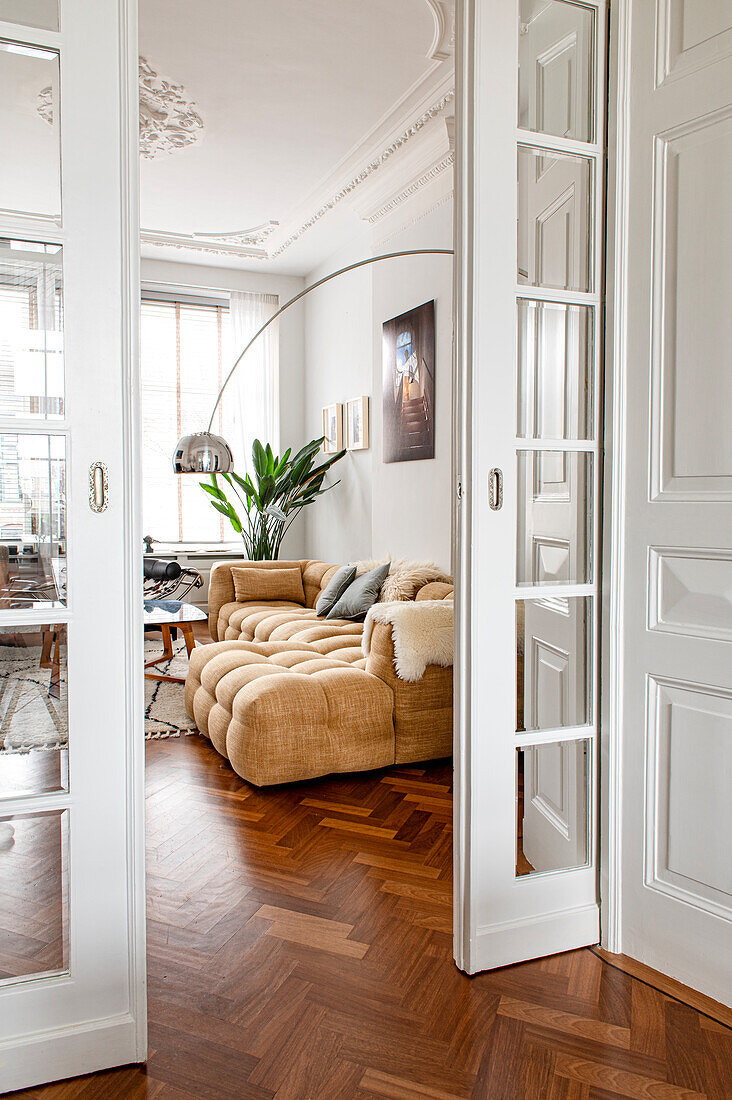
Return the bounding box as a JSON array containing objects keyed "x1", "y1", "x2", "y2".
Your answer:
[
  {"x1": 231, "y1": 472, "x2": 255, "y2": 497},
  {"x1": 273, "y1": 448, "x2": 291, "y2": 476},
  {"x1": 290, "y1": 452, "x2": 316, "y2": 486},
  {"x1": 252, "y1": 439, "x2": 267, "y2": 479},
  {"x1": 200, "y1": 482, "x2": 226, "y2": 500},
  {"x1": 290, "y1": 439, "x2": 322, "y2": 468},
  {"x1": 273, "y1": 470, "x2": 293, "y2": 497},
  {"x1": 258, "y1": 473, "x2": 275, "y2": 506},
  {"x1": 225, "y1": 502, "x2": 242, "y2": 534}
]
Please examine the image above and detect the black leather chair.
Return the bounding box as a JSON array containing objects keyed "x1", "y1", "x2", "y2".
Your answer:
[{"x1": 143, "y1": 556, "x2": 203, "y2": 602}]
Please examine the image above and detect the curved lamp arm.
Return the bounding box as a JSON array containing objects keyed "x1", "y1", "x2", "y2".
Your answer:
[{"x1": 173, "y1": 247, "x2": 454, "y2": 473}]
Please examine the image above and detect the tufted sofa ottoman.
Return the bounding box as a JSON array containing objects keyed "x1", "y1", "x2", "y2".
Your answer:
[{"x1": 185, "y1": 639, "x2": 395, "y2": 786}]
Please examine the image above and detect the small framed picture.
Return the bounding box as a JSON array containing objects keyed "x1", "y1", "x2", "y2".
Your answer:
[
  {"x1": 346, "y1": 396, "x2": 369, "y2": 451},
  {"x1": 322, "y1": 403, "x2": 343, "y2": 453}
]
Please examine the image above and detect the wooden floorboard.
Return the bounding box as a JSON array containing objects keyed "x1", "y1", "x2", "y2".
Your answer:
[{"x1": 13, "y1": 734, "x2": 732, "y2": 1099}]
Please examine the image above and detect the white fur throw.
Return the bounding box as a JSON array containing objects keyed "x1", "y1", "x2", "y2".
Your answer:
[
  {"x1": 362, "y1": 600, "x2": 453, "y2": 682},
  {"x1": 349, "y1": 558, "x2": 451, "y2": 602}
]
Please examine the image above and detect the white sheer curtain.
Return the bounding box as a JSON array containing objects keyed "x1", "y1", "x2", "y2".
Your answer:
[{"x1": 224, "y1": 291, "x2": 279, "y2": 474}]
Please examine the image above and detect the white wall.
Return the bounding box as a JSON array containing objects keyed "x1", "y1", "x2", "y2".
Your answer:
[
  {"x1": 140, "y1": 257, "x2": 308, "y2": 555},
  {"x1": 301, "y1": 199, "x2": 454, "y2": 571},
  {"x1": 371, "y1": 200, "x2": 453, "y2": 571},
  {"x1": 302, "y1": 231, "x2": 374, "y2": 564}
]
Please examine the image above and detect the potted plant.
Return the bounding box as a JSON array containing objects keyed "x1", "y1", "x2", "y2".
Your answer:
[{"x1": 200, "y1": 437, "x2": 345, "y2": 560}]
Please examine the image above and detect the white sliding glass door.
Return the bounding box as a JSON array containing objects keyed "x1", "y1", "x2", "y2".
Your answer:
[
  {"x1": 454, "y1": 0, "x2": 606, "y2": 971},
  {"x1": 0, "y1": 0, "x2": 145, "y2": 1090}
]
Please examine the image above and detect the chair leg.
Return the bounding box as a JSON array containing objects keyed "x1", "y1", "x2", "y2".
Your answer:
[
  {"x1": 181, "y1": 624, "x2": 196, "y2": 658},
  {"x1": 49, "y1": 628, "x2": 62, "y2": 700},
  {"x1": 161, "y1": 625, "x2": 174, "y2": 661},
  {"x1": 40, "y1": 628, "x2": 53, "y2": 669}
]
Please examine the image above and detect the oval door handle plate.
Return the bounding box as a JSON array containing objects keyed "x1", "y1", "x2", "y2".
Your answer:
[
  {"x1": 488, "y1": 467, "x2": 503, "y2": 511},
  {"x1": 89, "y1": 461, "x2": 109, "y2": 513}
]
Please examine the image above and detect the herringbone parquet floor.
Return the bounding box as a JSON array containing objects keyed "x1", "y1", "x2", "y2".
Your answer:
[{"x1": 16, "y1": 734, "x2": 732, "y2": 1099}]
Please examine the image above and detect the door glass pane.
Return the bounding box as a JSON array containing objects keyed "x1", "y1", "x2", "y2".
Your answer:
[
  {"x1": 518, "y1": 0, "x2": 595, "y2": 143},
  {"x1": 0, "y1": 240, "x2": 64, "y2": 420},
  {"x1": 0, "y1": 40, "x2": 60, "y2": 220},
  {"x1": 516, "y1": 450, "x2": 592, "y2": 585},
  {"x1": 516, "y1": 596, "x2": 591, "y2": 732},
  {"x1": 0, "y1": 1, "x2": 58, "y2": 31},
  {"x1": 517, "y1": 146, "x2": 593, "y2": 292},
  {"x1": 517, "y1": 299, "x2": 593, "y2": 439},
  {"x1": 516, "y1": 739, "x2": 590, "y2": 876},
  {"x1": 0, "y1": 808, "x2": 68, "y2": 982},
  {"x1": 0, "y1": 434, "x2": 66, "y2": 606},
  {"x1": 0, "y1": 624, "x2": 67, "y2": 797}
]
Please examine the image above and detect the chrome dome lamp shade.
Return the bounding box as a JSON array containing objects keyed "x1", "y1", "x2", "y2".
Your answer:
[{"x1": 172, "y1": 431, "x2": 233, "y2": 475}]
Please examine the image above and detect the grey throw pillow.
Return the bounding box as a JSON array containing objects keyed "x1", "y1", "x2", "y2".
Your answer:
[
  {"x1": 326, "y1": 562, "x2": 391, "y2": 621},
  {"x1": 315, "y1": 564, "x2": 356, "y2": 617}
]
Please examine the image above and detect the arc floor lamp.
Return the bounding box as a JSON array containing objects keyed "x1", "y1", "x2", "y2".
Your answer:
[{"x1": 172, "y1": 248, "x2": 454, "y2": 474}]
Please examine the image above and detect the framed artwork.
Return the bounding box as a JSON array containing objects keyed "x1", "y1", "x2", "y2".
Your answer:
[
  {"x1": 382, "y1": 299, "x2": 435, "y2": 463},
  {"x1": 346, "y1": 396, "x2": 369, "y2": 451},
  {"x1": 321, "y1": 403, "x2": 343, "y2": 453}
]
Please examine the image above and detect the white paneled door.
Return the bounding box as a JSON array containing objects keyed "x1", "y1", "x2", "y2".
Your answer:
[
  {"x1": 0, "y1": 0, "x2": 145, "y2": 1091},
  {"x1": 608, "y1": 0, "x2": 732, "y2": 1004},
  {"x1": 454, "y1": 0, "x2": 606, "y2": 971}
]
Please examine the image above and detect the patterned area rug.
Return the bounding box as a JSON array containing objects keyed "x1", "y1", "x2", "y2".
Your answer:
[
  {"x1": 144, "y1": 639, "x2": 199, "y2": 740},
  {"x1": 0, "y1": 643, "x2": 67, "y2": 754},
  {"x1": 0, "y1": 640, "x2": 198, "y2": 753}
]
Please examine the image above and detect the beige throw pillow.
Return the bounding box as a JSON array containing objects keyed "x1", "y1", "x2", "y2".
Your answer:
[{"x1": 231, "y1": 566, "x2": 305, "y2": 605}]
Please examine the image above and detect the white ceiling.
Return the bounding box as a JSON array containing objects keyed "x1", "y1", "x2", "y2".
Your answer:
[{"x1": 139, "y1": 0, "x2": 454, "y2": 274}]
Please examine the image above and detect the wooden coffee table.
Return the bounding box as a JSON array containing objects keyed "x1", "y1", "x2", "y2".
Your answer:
[{"x1": 144, "y1": 600, "x2": 207, "y2": 683}]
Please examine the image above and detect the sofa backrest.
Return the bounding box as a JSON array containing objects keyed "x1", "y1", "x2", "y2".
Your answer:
[
  {"x1": 416, "y1": 581, "x2": 454, "y2": 601},
  {"x1": 207, "y1": 558, "x2": 453, "y2": 640},
  {"x1": 300, "y1": 560, "x2": 340, "y2": 608},
  {"x1": 207, "y1": 559, "x2": 305, "y2": 639}
]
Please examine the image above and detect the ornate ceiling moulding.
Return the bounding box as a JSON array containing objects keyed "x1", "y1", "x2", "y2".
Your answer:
[
  {"x1": 140, "y1": 229, "x2": 268, "y2": 260},
  {"x1": 192, "y1": 221, "x2": 280, "y2": 248},
  {"x1": 424, "y1": 0, "x2": 456, "y2": 61},
  {"x1": 138, "y1": 57, "x2": 203, "y2": 158},
  {"x1": 376, "y1": 191, "x2": 454, "y2": 252},
  {"x1": 37, "y1": 86, "x2": 53, "y2": 125},
  {"x1": 353, "y1": 113, "x2": 455, "y2": 243},
  {"x1": 366, "y1": 151, "x2": 455, "y2": 227},
  {"x1": 38, "y1": 57, "x2": 204, "y2": 160},
  {"x1": 269, "y1": 89, "x2": 455, "y2": 259}
]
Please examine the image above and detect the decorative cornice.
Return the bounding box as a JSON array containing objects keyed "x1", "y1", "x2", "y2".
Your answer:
[
  {"x1": 366, "y1": 151, "x2": 454, "y2": 225},
  {"x1": 375, "y1": 190, "x2": 454, "y2": 250},
  {"x1": 269, "y1": 89, "x2": 455, "y2": 258},
  {"x1": 140, "y1": 229, "x2": 267, "y2": 259},
  {"x1": 192, "y1": 221, "x2": 280, "y2": 247}
]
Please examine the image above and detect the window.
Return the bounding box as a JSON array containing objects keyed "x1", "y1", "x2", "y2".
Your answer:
[
  {"x1": 0, "y1": 239, "x2": 64, "y2": 420},
  {"x1": 140, "y1": 292, "x2": 278, "y2": 544}
]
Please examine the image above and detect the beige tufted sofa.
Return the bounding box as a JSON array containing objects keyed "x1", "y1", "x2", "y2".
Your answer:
[{"x1": 185, "y1": 559, "x2": 453, "y2": 786}]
